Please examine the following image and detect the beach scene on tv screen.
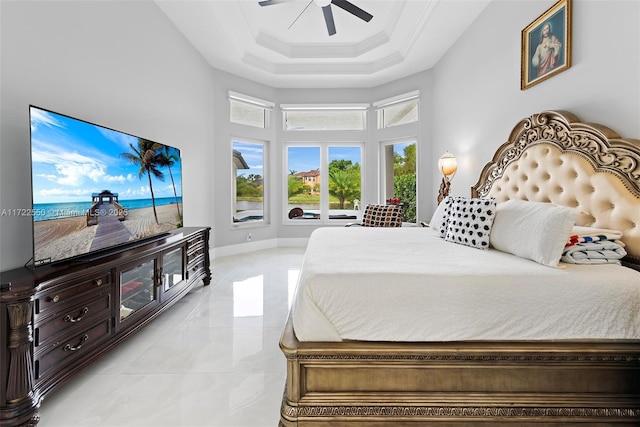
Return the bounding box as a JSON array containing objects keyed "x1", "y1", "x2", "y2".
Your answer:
[{"x1": 30, "y1": 107, "x2": 183, "y2": 265}]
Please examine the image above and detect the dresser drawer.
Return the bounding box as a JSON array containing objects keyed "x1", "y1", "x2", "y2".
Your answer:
[
  {"x1": 34, "y1": 318, "x2": 112, "y2": 381},
  {"x1": 36, "y1": 272, "x2": 111, "y2": 315},
  {"x1": 34, "y1": 292, "x2": 112, "y2": 348},
  {"x1": 187, "y1": 239, "x2": 205, "y2": 264},
  {"x1": 187, "y1": 253, "x2": 206, "y2": 279}
]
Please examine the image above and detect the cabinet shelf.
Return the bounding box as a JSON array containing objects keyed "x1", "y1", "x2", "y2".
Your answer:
[{"x1": 0, "y1": 227, "x2": 210, "y2": 427}]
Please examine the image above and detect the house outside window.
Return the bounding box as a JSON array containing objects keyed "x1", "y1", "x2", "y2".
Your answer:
[
  {"x1": 286, "y1": 144, "x2": 362, "y2": 222},
  {"x1": 283, "y1": 103, "x2": 367, "y2": 223}
]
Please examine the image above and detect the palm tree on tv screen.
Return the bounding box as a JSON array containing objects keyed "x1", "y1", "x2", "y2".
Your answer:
[
  {"x1": 162, "y1": 145, "x2": 182, "y2": 223},
  {"x1": 121, "y1": 138, "x2": 166, "y2": 224}
]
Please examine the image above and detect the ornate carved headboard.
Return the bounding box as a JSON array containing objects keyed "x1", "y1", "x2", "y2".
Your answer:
[{"x1": 471, "y1": 110, "x2": 640, "y2": 268}]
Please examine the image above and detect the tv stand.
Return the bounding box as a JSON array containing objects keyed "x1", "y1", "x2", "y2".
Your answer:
[{"x1": 0, "y1": 227, "x2": 211, "y2": 427}]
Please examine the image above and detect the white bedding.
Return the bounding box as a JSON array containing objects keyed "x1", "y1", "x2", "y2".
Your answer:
[{"x1": 291, "y1": 227, "x2": 640, "y2": 342}]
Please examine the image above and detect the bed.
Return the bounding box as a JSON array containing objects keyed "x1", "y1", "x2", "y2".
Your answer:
[{"x1": 279, "y1": 110, "x2": 640, "y2": 426}]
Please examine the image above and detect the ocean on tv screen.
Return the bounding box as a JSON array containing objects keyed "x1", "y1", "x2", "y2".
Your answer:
[{"x1": 29, "y1": 106, "x2": 183, "y2": 265}]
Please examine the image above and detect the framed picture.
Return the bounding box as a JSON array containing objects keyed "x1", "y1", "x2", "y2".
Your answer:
[{"x1": 521, "y1": 0, "x2": 571, "y2": 90}]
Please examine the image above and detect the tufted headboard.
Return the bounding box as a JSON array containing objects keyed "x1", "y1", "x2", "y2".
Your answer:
[{"x1": 471, "y1": 110, "x2": 640, "y2": 269}]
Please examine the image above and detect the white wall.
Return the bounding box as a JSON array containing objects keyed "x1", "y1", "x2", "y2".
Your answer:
[
  {"x1": 0, "y1": 1, "x2": 215, "y2": 270},
  {"x1": 210, "y1": 68, "x2": 278, "y2": 249},
  {"x1": 431, "y1": 0, "x2": 640, "y2": 201},
  {"x1": 2, "y1": 0, "x2": 638, "y2": 269}
]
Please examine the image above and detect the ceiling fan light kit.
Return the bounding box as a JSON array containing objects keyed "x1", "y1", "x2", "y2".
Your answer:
[{"x1": 259, "y1": 0, "x2": 373, "y2": 36}]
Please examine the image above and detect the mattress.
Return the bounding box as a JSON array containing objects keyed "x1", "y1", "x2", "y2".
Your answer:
[{"x1": 291, "y1": 227, "x2": 640, "y2": 342}]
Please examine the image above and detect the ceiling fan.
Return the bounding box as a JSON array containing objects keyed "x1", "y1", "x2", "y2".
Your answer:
[{"x1": 259, "y1": 0, "x2": 373, "y2": 36}]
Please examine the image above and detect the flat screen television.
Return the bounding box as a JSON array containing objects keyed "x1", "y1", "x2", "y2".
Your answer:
[{"x1": 29, "y1": 105, "x2": 183, "y2": 267}]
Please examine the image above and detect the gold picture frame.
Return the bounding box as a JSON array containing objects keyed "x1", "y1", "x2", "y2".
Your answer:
[{"x1": 521, "y1": 0, "x2": 571, "y2": 90}]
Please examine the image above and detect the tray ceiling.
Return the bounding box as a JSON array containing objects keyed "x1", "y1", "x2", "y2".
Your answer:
[{"x1": 156, "y1": 0, "x2": 491, "y2": 88}]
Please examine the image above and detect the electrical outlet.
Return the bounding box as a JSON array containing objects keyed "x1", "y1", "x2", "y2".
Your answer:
[{"x1": 246, "y1": 232, "x2": 253, "y2": 242}]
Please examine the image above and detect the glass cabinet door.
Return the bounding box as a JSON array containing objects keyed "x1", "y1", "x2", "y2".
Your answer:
[
  {"x1": 162, "y1": 247, "x2": 184, "y2": 292},
  {"x1": 120, "y1": 259, "x2": 156, "y2": 321}
]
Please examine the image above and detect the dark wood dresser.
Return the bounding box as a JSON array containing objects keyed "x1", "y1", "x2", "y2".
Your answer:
[{"x1": 0, "y1": 227, "x2": 211, "y2": 426}]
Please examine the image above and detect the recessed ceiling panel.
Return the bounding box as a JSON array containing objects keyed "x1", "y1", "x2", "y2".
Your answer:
[{"x1": 156, "y1": 0, "x2": 491, "y2": 88}]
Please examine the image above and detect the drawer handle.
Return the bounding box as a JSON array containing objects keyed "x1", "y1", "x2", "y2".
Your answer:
[
  {"x1": 63, "y1": 334, "x2": 88, "y2": 352},
  {"x1": 63, "y1": 307, "x2": 89, "y2": 323},
  {"x1": 95, "y1": 278, "x2": 103, "y2": 286},
  {"x1": 49, "y1": 294, "x2": 60, "y2": 303},
  {"x1": 155, "y1": 267, "x2": 163, "y2": 287}
]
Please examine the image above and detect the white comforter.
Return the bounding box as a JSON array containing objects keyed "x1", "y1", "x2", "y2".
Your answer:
[{"x1": 291, "y1": 227, "x2": 640, "y2": 342}]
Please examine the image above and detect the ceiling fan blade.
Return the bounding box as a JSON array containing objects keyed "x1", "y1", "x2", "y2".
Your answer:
[
  {"x1": 288, "y1": 0, "x2": 314, "y2": 30},
  {"x1": 259, "y1": 0, "x2": 295, "y2": 6},
  {"x1": 331, "y1": 0, "x2": 373, "y2": 22},
  {"x1": 322, "y1": 5, "x2": 336, "y2": 36}
]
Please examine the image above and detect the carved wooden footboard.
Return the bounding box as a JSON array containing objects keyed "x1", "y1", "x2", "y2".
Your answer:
[{"x1": 280, "y1": 318, "x2": 640, "y2": 426}]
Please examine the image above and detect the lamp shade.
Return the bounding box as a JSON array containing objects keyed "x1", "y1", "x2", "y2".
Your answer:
[{"x1": 438, "y1": 152, "x2": 457, "y2": 177}]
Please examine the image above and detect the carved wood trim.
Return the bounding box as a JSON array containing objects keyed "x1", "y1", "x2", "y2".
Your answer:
[
  {"x1": 284, "y1": 402, "x2": 640, "y2": 420},
  {"x1": 6, "y1": 301, "x2": 35, "y2": 404},
  {"x1": 471, "y1": 110, "x2": 640, "y2": 199},
  {"x1": 280, "y1": 388, "x2": 640, "y2": 422},
  {"x1": 292, "y1": 353, "x2": 640, "y2": 363}
]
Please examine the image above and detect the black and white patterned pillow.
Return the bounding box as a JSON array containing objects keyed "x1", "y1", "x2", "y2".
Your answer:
[
  {"x1": 445, "y1": 198, "x2": 496, "y2": 249},
  {"x1": 432, "y1": 196, "x2": 459, "y2": 238}
]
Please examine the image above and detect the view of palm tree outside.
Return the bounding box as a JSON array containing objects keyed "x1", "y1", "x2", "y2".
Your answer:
[
  {"x1": 230, "y1": 96, "x2": 418, "y2": 224},
  {"x1": 287, "y1": 146, "x2": 362, "y2": 220}
]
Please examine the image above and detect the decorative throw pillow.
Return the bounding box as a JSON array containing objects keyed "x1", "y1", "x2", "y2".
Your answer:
[
  {"x1": 361, "y1": 204, "x2": 403, "y2": 227},
  {"x1": 429, "y1": 196, "x2": 457, "y2": 238},
  {"x1": 489, "y1": 199, "x2": 577, "y2": 267},
  {"x1": 444, "y1": 198, "x2": 496, "y2": 249}
]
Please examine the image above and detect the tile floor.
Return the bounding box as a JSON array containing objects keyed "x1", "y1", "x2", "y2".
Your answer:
[{"x1": 38, "y1": 247, "x2": 305, "y2": 427}]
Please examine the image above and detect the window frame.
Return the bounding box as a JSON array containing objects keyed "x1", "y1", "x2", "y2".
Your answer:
[
  {"x1": 284, "y1": 141, "x2": 364, "y2": 225},
  {"x1": 281, "y1": 104, "x2": 369, "y2": 131},
  {"x1": 231, "y1": 137, "x2": 269, "y2": 228},
  {"x1": 374, "y1": 90, "x2": 419, "y2": 129},
  {"x1": 379, "y1": 138, "x2": 418, "y2": 224},
  {"x1": 229, "y1": 91, "x2": 274, "y2": 129}
]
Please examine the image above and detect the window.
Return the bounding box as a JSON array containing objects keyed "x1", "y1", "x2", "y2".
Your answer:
[
  {"x1": 229, "y1": 91, "x2": 273, "y2": 128},
  {"x1": 286, "y1": 144, "x2": 362, "y2": 222},
  {"x1": 375, "y1": 91, "x2": 419, "y2": 129},
  {"x1": 381, "y1": 140, "x2": 417, "y2": 223},
  {"x1": 232, "y1": 140, "x2": 266, "y2": 225},
  {"x1": 282, "y1": 104, "x2": 367, "y2": 131}
]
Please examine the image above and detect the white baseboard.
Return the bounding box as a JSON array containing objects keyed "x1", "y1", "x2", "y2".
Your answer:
[{"x1": 212, "y1": 237, "x2": 308, "y2": 258}]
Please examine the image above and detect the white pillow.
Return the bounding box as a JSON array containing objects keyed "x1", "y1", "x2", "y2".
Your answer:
[{"x1": 490, "y1": 199, "x2": 577, "y2": 267}]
